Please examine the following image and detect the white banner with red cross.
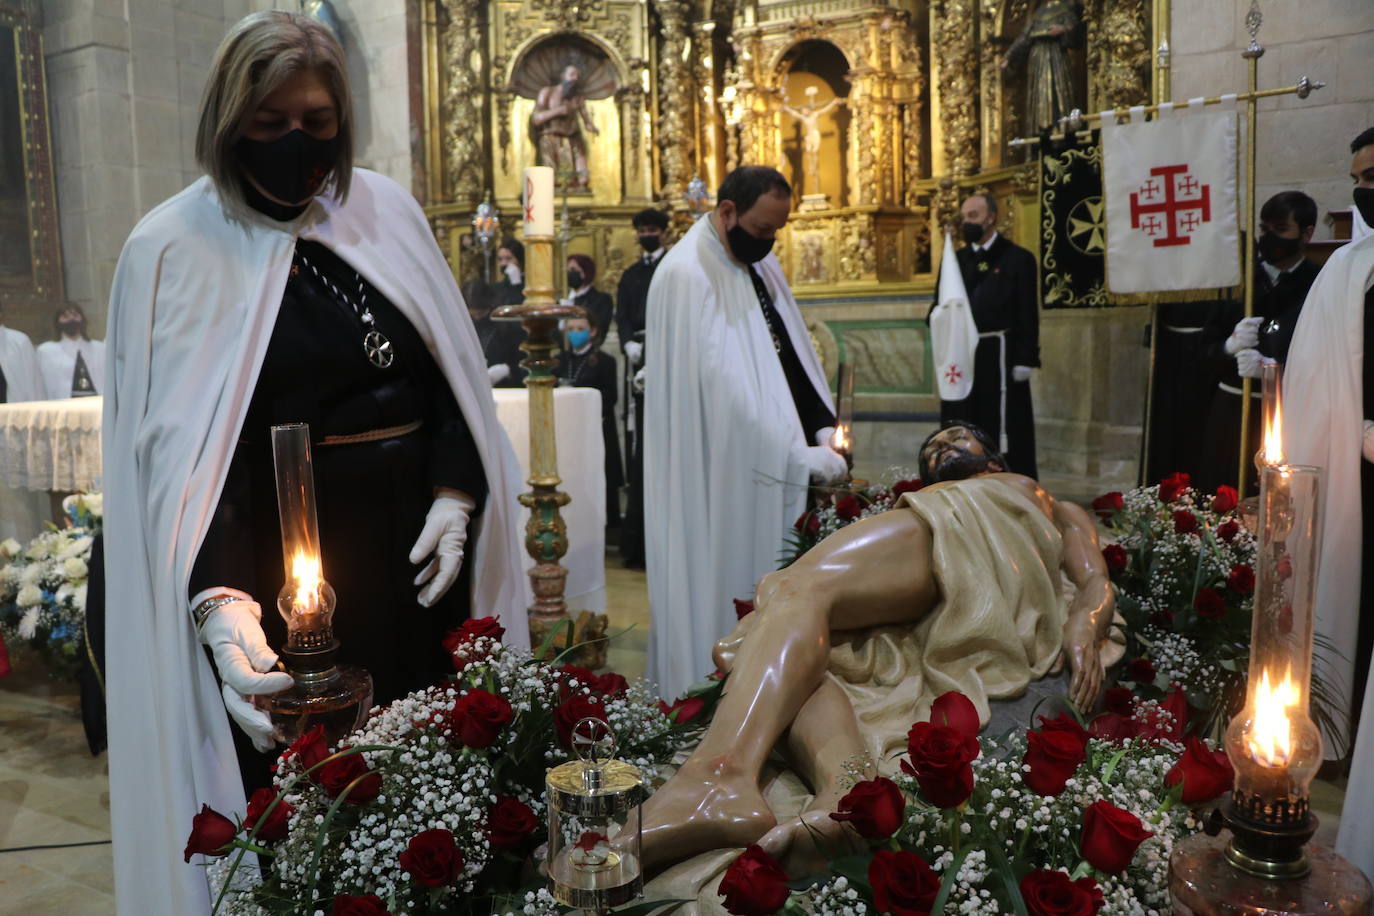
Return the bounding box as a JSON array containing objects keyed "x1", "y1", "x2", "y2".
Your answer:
[{"x1": 1102, "y1": 103, "x2": 1240, "y2": 293}]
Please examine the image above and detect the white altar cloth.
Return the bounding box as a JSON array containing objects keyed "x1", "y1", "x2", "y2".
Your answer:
[{"x1": 0, "y1": 390, "x2": 606, "y2": 610}]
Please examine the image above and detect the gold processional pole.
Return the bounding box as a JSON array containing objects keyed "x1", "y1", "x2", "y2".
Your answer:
[
  {"x1": 1236, "y1": 1, "x2": 1263, "y2": 497},
  {"x1": 1138, "y1": 4, "x2": 1173, "y2": 486}
]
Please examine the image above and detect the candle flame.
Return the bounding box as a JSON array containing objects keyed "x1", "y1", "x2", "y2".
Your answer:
[
  {"x1": 291, "y1": 550, "x2": 322, "y2": 613},
  {"x1": 832, "y1": 425, "x2": 851, "y2": 453},
  {"x1": 1261, "y1": 377, "x2": 1285, "y2": 466},
  {"x1": 1249, "y1": 665, "x2": 1300, "y2": 767}
]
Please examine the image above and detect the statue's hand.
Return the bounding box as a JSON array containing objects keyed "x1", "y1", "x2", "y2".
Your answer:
[
  {"x1": 1048, "y1": 24, "x2": 1067, "y2": 37},
  {"x1": 999, "y1": 56, "x2": 1010, "y2": 70},
  {"x1": 1064, "y1": 636, "x2": 1103, "y2": 713}
]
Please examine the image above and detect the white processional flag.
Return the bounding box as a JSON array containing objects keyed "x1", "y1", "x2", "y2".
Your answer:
[
  {"x1": 930, "y1": 232, "x2": 978, "y2": 402},
  {"x1": 1103, "y1": 105, "x2": 1240, "y2": 293}
]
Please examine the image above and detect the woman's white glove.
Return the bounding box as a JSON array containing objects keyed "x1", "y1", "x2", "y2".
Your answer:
[
  {"x1": 196, "y1": 591, "x2": 293, "y2": 752},
  {"x1": 409, "y1": 491, "x2": 477, "y2": 607},
  {"x1": 1364, "y1": 420, "x2": 1374, "y2": 463},
  {"x1": 805, "y1": 445, "x2": 849, "y2": 485},
  {"x1": 487, "y1": 363, "x2": 511, "y2": 384},
  {"x1": 1225, "y1": 316, "x2": 1263, "y2": 355}
]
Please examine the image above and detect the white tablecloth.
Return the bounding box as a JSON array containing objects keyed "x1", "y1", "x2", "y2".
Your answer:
[
  {"x1": 0, "y1": 396, "x2": 103, "y2": 492},
  {"x1": 0, "y1": 390, "x2": 607, "y2": 611}
]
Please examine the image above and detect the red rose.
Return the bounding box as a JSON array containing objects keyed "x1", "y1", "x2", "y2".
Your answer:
[
  {"x1": 1101, "y1": 544, "x2": 1128, "y2": 574},
  {"x1": 1125, "y1": 657, "x2": 1155, "y2": 685},
  {"x1": 1165, "y1": 737, "x2": 1234, "y2": 804},
  {"x1": 1037, "y1": 712, "x2": 1090, "y2": 745},
  {"x1": 487, "y1": 796, "x2": 539, "y2": 851},
  {"x1": 560, "y1": 665, "x2": 598, "y2": 688},
  {"x1": 448, "y1": 688, "x2": 514, "y2": 749},
  {"x1": 317, "y1": 751, "x2": 382, "y2": 804},
  {"x1": 1227, "y1": 564, "x2": 1255, "y2": 594},
  {"x1": 555, "y1": 694, "x2": 609, "y2": 747},
  {"x1": 1193, "y1": 587, "x2": 1226, "y2": 619},
  {"x1": 1091, "y1": 491, "x2": 1124, "y2": 520},
  {"x1": 574, "y1": 830, "x2": 608, "y2": 852},
  {"x1": 398, "y1": 828, "x2": 462, "y2": 888},
  {"x1": 794, "y1": 510, "x2": 821, "y2": 537},
  {"x1": 441, "y1": 616, "x2": 506, "y2": 662},
  {"x1": 658, "y1": 695, "x2": 706, "y2": 724},
  {"x1": 593, "y1": 672, "x2": 629, "y2": 697},
  {"x1": 1156, "y1": 687, "x2": 1190, "y2": 741},
  {"x1": 829, "y1": 776, "x2": 906, "y2": 839},
  {"x1": 283, "y1": 724, "x2": 330, "y2": 775},
  {"x1": 183, "y1": 804, "x2": 236, "y2": 862},
  {"x1": 1217, "y1": 520, "x2": 1241, "y2": 542},
  {"x1": 868, "y1": 849, "x2": 939, "y2": 916},
  {"x1": 902, "y1": 721, "x2": 978, "y2": 808},
  {"x1": 1020, "y1": 869, "x2": 1104, "y2": 916},
  {"x1": 733, "y1": 598, "x2": 756, "y2": 620},
  {"x1": 1104, "y1": 687, "x2": 1135, "y2": 717},
  {"x1": 892, "y1": 478, "x2": 925, "y2": 496},
  {"x1": 1080, "y1": 801, "x2": 1154, "y2": 873},
  {"x1": 1149, "y1": 610, "x2": 1175, "y2": 629},
  {"x1": 331, "y1": 894, "x2": 391, "y2": 916},
  {"x1": 243, "y1": 787, "x2": 293, "y2": 843},
  {"x1": 930, "y1": 691, "x2": 980, "y2": 739},
  {"x1": 1172, "y1": 510, "x2": 1198, "y2": 534},
  {"x1": 1212, "y1": 486, "x2": 1239, "y2": 514},
  {"x1": 1278, "y1": 603, "x2": 1294, "y2": 634},
  {"x1": 835, "y1": 493, "x2": 862, "y2": 521},
  {"x1": 717, "y1": 845, "x2": 789, "y2": 915},
  {"x1": 1088, "y1": 713, "x2": 1137, "y2": 744},
  {"x1": 1023, "y1": 728, "x2": 1087, "y2": 797},
  {"x1": 1158, "y1": 472, "x2": 1190, "y2": 503},
  {"x1": 1278, "y1": 554, "x2": 1294, "y2": 580}
]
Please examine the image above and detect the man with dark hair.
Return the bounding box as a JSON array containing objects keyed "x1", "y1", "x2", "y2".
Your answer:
[
  {"x1": 1289, "y1": 129, "x2": 1374, "y2": 877},
  {"x1": 37, "y1": 302, "x2": 104, "y2": 398},
  {"x1": 644, "y1": 165, "x2": 847, "y2": 697},
  {"x1": 918, "y1": 419, "x2": 1007, "y2": 483},
  {"x1": 940, "y1": 193, "x2": 1040, "y2": 477},
  {"x1": 616, "y1": 207, "x2": 671, "y2": 568},
  {"x1": 1195, "y1": 190, "x2": 1320, "y2": 491}
]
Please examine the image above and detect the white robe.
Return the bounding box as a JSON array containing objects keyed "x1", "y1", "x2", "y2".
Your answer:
[
  {"x1": 0, "y1": 325, "x2": 44, "y2": 402},
  {"x1": 36, "y1": 336, "x2": 105, "y2": 399},
  {"x1": 103, "y1": 169, "x2": 528, "y2": 915},
  {"x1": 643, "y1": 215, "x2": 833, "y2": 699}
]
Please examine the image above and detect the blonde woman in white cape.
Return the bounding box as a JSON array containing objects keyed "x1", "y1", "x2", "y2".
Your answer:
[{"x1": 102, "y1": 13, "x2": 526, "y2": 913}]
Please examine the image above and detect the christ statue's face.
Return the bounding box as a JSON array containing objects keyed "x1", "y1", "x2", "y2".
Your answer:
[{"x1": 920, "y1": 425, "x2": 1003, "y2": 483}]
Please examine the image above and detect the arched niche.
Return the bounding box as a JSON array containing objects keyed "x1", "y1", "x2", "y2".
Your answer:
[{"x1": 774, "y1": 39, "x2": 851, "y2": 210}]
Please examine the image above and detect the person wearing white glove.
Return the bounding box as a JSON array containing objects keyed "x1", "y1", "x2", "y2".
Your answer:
[
  {"x1": 192, "y1": 588, "x2": 294, "y2": 752},
  {"x1": 623, "y1": 339, "x2": 644, "y2": 366},
  {"x1": 1364, "y1": 420, "x2": 1374, "y2": 464},
  {"x1": 632, "y1": 365, "x2": 646, "y2": 393},
  {"x1": 409, "y1": 489, "x2": 476, "y2": 607},
  {"x1": 487, "y1": 363, "x2": 511, "y2": 384},
  {"x1": 1011, "y1": 365, "x2": 1033, "y2": 383},
  {"x1": 1224, "y1": 316, "x2": 1263, "y2": 355},
  {"x1": 1234, "y1": 348, "x2": 1276, "y2": 379},
  {"x1": 806, "y1": 444, "x2": 849, "y2": 484}
]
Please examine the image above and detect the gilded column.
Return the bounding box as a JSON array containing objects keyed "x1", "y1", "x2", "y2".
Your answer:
[
  {"x1": 439, "y1": 0, "x2": 485, "y2": 204},
  {"x1": 1098, "y1": 0, "x2": 1151, "y2": 110},
  {"x1": 934, "y1": 0, "x2": 980, "y2": 178},
  {"x1": 654, "y1": 0, "x2": 697, "y2": 199}
]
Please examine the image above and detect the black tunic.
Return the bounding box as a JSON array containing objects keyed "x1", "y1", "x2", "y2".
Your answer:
[
  {"x1": 1145, "y1": 302, "x2": 1216, "y2": 484},
  {"x1": 1356, "y1": 287, "x2": 1374, "y2": 737},
  {"x1": 747, "y1": 264, "x2": 835, "y2": 446},
  {"x1": 937, "y1": 235, "x2": 1040, "y2": 478},
  {"x1": 189, "y1": 237, "x2": 489, "y2": 794},
  {"x1": 474, "y1": 312, "x2": 527, "y2": 388},
  {"x1": 556, "y1": 346, "x2": 624, "y2": 527},
  {"x1": 615, "y1": 254, "x2": 661, "y2": 568},
  {"x1": 1195, "y1": 259, "x2": 1319, "y2": 493}
]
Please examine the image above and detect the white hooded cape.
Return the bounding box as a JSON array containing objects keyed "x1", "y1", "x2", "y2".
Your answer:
[
  {"x1": 0, "y1": 325, "x2": 44, "y2": 402},
  {"x1": 929, "y1": 233, "x2": 978, "y2": 402},
  {"x1": 1283, "y1": 234, "x2": 1374, "y2": 877},
  {"x1": 643, "y1": 215, "x2": 834, "y2": 699},
  {"x1": 103, "y1": 169, "x2": 528, "y2": 915},
  {"x1": 36, "y1": 336, "x2": 105, "y2": 399}
]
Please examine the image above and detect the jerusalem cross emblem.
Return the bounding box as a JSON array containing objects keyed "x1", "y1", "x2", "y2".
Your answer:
[
  {"x1": 944, "y1": 365, "x2": 963, "y2": 385},
  {"x1": 1128, "y1": 164, "x2": 1212, "y2": 248}
]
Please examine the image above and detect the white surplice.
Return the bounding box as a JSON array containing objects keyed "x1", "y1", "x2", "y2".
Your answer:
[
  {"x1": 643, "y1": 214, "x2": 833, "y2": 700},
  {"x1": 103, "y1": 169, "x2": 528, "y2": 915},
  {"x1": 36, "y1": 336, "x2": 105, "y2": 399},
  {"x1": 0, "y1": 325, "x2": 44, "y2": 402}
]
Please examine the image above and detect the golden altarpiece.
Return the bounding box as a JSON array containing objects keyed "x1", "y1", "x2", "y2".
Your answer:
[{"x1": 420, "y1": 0, "x2": 1166, "y2": 414}]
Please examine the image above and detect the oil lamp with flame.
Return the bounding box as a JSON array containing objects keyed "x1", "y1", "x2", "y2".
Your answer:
[
  {"x1": 267, "y1": 423, "x2": 373, "y2": 746},
  {"x1": 831, "y1": 361, "x2": 855, "y2": 468},
  {"x1": 1221, "y1": 364, "x2": 1323, "y2": 878}
]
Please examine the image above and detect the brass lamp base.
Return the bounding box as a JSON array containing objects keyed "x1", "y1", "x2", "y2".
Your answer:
[{"x1": 1170, "y1": 832, "x2": 1372, "y2": 915}]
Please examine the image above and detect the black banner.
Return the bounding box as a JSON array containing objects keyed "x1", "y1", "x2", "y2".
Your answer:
[{"x1": 1040, "y1": 133, "x2": 1108, "y2": 308}]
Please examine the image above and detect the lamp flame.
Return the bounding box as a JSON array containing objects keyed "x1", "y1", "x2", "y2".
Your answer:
[
  {"x1": 291, "y1": 549, "x2": 322, "y2": 613},
  {"x1": 831, "y1": 425, "x2": 852, "y2": 454},
  {"x1": 1249, "y1": 665, "x2": 1300, "y2": 767},
  {"x1": 1261, "y1": 372, "x2": 1285, "y2": 466}
]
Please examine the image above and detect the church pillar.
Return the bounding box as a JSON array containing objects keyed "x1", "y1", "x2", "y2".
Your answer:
[
  {"x1": 652, "y1": 0, "x2": 697, "y2": 201},
  {"x1": 933, "y1": 0, "x2": 980, "y2": 181}
]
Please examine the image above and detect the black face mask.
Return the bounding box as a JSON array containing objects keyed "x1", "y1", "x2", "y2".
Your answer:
[
  {"x1": 637, "y1": 234, "x2": 661, "y2": 253},
  {"x1": 567, "y1": 269, "x2": 584, "y2": 289},
  {"x1": 1257, "y1": 232, "x2": 1302, "y2": 265},
  {"x1": 961, "y1": 222, "x2": 987, "y2": 246},
  {"x1": 58, "y1": 320, "x2": 84, "y2": 336},
  {"x1": 1355, "y1": 187, "x2": 1374, "y2": 230},
  {"x1": 726, "y1": 222, "x2": 775, "y2": 264},
  {"x1": 236, "y1": 129, "x2": 339, "y2": 205}
]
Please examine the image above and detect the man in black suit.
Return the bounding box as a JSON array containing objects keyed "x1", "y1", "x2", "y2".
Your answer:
[
  {"x1": 614, "y1": 208, "x2": 669, "y2": 568},
  {"x1": 940, "y1": 193, "x2": 1040, "y2": 477}
]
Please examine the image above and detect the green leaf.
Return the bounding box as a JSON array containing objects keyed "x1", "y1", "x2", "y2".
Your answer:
[
  {"x1": 987, "y1": 844, "x2": 1030, "y2": 916},
  {"x1": 928, "y1": 845, "x2": 972, "y2": 915}
]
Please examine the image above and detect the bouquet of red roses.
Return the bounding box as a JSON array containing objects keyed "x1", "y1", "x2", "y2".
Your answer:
[{"x1": 716, "y1": 691, "x2": 1225, "y2": 916}]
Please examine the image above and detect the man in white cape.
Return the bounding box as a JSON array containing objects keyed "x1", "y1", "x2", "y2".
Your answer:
[
  {"x1": 35, "y1": 304, "x2": 104, "y2": 398},
  {"x1": 644, "y1": 166, "x2": 847, "y2": 700},
  {"x1": 0, "y1": 306, "x2": 44, "y2": 403},
  {"x1": 103, "y1": 167, "x2": 528, "y2": 913},
  {"x1": 1282, "y1": 127, "x2": 1374, "y2": 880}
]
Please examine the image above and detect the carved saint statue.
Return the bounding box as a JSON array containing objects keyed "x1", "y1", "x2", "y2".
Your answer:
[
  {"x1": 780, "y1": 86, "x2": 843, "y2": 202},
  {"x1": 637, "y1": 421, "x2": 1117, "y2": 872},
  {"x1": 1001, "y1": 0, "x2": 1085, "y2": 133},
  {"x1": 531, "y1": 61, "x2": 600, "y2": 190}
]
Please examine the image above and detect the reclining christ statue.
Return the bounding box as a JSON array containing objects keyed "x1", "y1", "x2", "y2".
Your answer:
[{"x1": 639, "y1": 421, "x2": 1116, "y2": 868}]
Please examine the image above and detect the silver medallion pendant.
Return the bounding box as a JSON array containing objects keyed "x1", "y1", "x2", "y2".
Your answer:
[{"x1": 363, "y1": 330, "x2": 395, "y2": 368}]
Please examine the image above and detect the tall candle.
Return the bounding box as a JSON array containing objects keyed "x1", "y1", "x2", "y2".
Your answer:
[{"x1": 524, "y1": 166, "x2": 554, "y2": 237}]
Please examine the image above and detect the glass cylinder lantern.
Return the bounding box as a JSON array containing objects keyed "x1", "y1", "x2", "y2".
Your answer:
[
  {"x1": 267, "y1": 423, "x2": 373, "y2": 745},
  {"x1": 832, "y1": 361, "x2": 855, "y2": 464},
  {"x1": 1222, "y1": 369, "x2": 1323, "y2": 878},
  {"x1": 546, "y1": 719, "x2": 644, "y2": 910}
]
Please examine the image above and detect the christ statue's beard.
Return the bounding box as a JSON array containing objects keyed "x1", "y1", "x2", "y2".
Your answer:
[{"x1": 928, "y1": 446, "x2": 998, "y2": 483}]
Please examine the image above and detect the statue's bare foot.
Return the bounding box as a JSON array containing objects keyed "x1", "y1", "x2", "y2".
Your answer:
[
  {"x1": 640, "y1": 759, "x2": 777, "y2": 870},
  {"x1": 757, "y1": 808, "x2": 865, "y2": 877}
]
